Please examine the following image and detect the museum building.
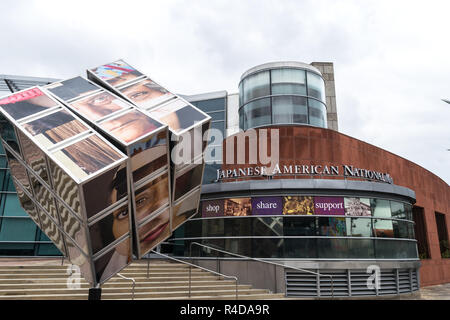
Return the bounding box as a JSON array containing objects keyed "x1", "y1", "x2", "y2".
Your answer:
[{"x1": 0, "y1": 61, "x2": 449, "y2": 298}]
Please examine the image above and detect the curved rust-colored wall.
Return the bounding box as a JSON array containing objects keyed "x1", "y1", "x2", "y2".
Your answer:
[{"x1": 221, "y1": 125, "x2": 450, "y2": 287}]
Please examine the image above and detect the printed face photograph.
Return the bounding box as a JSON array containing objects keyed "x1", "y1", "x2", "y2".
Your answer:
[
  {"x1": 91, "y1": 60, "x2": 143, "y2": 87},
  {"x1": 70, "y1": 91, "x2": 128, "y2": 121},
  {"x1": 174, "y1": 164, "x2": 203, "y2": 201},
  {"x1": 23, "y1": 110, "x2": 88, "y2": 148},
  {"x1": 46, "y1": 76, "x2": 99, "y2": 102},
  {"x1": 0, "y1": 88, "x2": 57, "y2": 120},
  {"x1": 172, "y1": 189, "x2": 200, "y2": 230},
  {"x1": 100, "y1": 109, "x2": 163, "y2": 144},
  {"x1": 119, "y1": 79, "x2": 172, "y2": 108},
  {"x1": 134, "y1": 173, "x2": 169, "y2": 224},
  {"x1": 89, "y1": 203, "x2": 130, "y2": 255},
  {"x1": 94, "y1": 237, "x2": 132, "y2": 284},
  {"x1": 138, "y1": 209, "x2": 170, "y2": 256}
]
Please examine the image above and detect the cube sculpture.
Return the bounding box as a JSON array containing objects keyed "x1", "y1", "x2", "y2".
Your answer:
[
  {"x1": 0, "y1": 61, "x2": 211, "y2": 287},
  {"x1": 87, "y1": 60, "x2": 211, "y2": 232}
]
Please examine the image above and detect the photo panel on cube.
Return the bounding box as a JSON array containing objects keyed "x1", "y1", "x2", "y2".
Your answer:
[
  {"x1": 173, "y1": 164, "x2": 204, "y2": 201},
  {"x1": 57, "y1": 201, "x2": 89, "y2": 255},
  {"x1": 94, "y1": 236, "x2": 132, "y2": 284},
  {"x1": 146, "y1": 98, "x2": 208, "y2": 134},
  {"x1": 117, "y1": 78, "x2": 173, "y2": 110},
  {"x1": 0, "y1": 87, "x2": 57, "y2": 121},
  {"x1": 52, "y1": 135, "x2": 124, "y2": 180},
  {"x1": 134, "y1": 173, "x2": 169, "y2": 224},
  {"x1": 48, "y1": 158, "x2": 82, "y2": 218},
  {"x1": 69, "y1": 90, "x2": 129, "y2": 122},
  {"x1": 89, "y1": 202, "x2": 130, "y2": 256},
  {"x1": 82, "y1": 163, "x2": 128, "y2": 220},
  {"x1": 130, "y1": 129, "x2": 168, "y2": 183},
  {"x1": 17, "y1": 130, "x2": 51, "y2": 186},
  {"x1": 89, "y1": 59, "x2": 143, "y2": 87},
  {"x1": 22, "y1": 109, "x2": 89, "y2": 149},
  {"x1": 46, "y1": 76, "x2": 100, "y2": 102},
  {"x1": 99, "y1": 109, "x2": 164, "y2": 144},
  {"x1": 137, "y1": 208, "x2": 170, "y2": 257},
  {"x1": 30, "y1": 175, "x2": 60, "y2": 225},
  {"x1": 172, "y1": 188, "x2": 201, "y2": 231}
]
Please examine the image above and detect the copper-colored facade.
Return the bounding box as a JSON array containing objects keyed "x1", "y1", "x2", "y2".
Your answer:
[{"x1": 221, "y1": 125, "x2": 450, "y2": 287}]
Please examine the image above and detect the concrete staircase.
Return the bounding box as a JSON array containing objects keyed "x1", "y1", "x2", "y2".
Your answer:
[{"x1": 0, "y1": 260, "x2": 285, "y2": 300}]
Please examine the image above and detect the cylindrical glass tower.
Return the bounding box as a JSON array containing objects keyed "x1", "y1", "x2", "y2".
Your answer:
[{"x1": 238, "y1": 61, "x2": 327, "y2": 130}]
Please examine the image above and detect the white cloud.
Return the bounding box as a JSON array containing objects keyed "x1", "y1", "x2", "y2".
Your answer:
[{"x1": 0, "y1": 0, "x2": 449, "y2": 183}]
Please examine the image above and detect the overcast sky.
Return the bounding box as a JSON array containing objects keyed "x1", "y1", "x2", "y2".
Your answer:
[{"x1": 1, "y1": 0, "x2": 449, "y2": 184}]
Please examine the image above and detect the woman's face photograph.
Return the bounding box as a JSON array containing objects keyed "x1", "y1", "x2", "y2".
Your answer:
[
  {"x1": 138, "y1": 209, "x2": 170, "y2": 255},
  {"x1": 135, "y1": 174, "x2": 169, "y2": 223},
  {"x1": 112, "y1": 204, "x2": 130, "y2": 256},
  {"x1": 100, "y1": 110, "x2": 161, "y2": 144},
  {"x1": 70, "y1": 92, "x2": 126, "y2": 121},
  {"x1": 120, "y1": 79, "x2": 170, "y2": 106}
]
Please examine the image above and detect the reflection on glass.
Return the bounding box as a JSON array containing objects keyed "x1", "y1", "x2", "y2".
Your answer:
[
  {"x1": 100, "y1": 109, "x2": 163, "y2": 143},
  {"x1": 346, "y1": 217, "x2": 373, "y2": 237},
  {"x1": 94, "y1": 237, "x2": 131, "y2": 284},
  {"x1": 89, "y1": 203, "x2": 130, "y2": 254},
  {"x1": 390, "y1": 201, "x2": 406, "y2": 219},
  {"x1": 253, "y1": 217, "x2": 283, "y2": 236},
  {"x1": 147, "y1": 99, "x2": 207, "y2": 133},
  {"x1": 130, "y1": 130, "x2": 167, "y2": 182},
  {"x1": 64, "y1": 236, "x2": 93, "y2": 285},
  {"x1": 306, "y1": 71, "x2": 326, "y2": 103},
  {"x1": 172, "y1": 190, "x2": 200, "y2": 231},
  {"x1": 241, "y1": 98, "x2": 271, "y2": 130},
  {"x1": 119, "y1": 78, "x2": 172, "y2": 109},
  {"x1": 371, "y1": 199, "x2": 393, "y2": 237},
  {"x1": 308, "y1": 99, "x2": 327, "y2": 128},
  {"x1": 272, "y1": 96, "x2": 307, "y2": 124},
  {"x1": 37, "y1": 207, "x2": 66, "y2": 256},
  {"x1": 174, "y1": 164, "x2": 203, "y2": 201},
  {"x1": 135, "y1": 173, "x2": 169, "y2": 224},
  {"x1": 30, "y1": 176, "x2": 59, "y2": 225},
  {"x1": 0, "y1": 115, "x2": 21, "y2": 154},
  {"x1": 344, "y1": 198, "x2": 371, "y2": 216},
  {"x1": 48, "y1": 159, "x2": 81, "y2": 217},
  {"x1": 23, "y1": 110, "x2": 88, "y2": 148},
  {"x1": 242, "y1": 71, "x2": 270, "y2": 104},
  {"x1": 47, "y1": 77, "x2": 99, "y2": 101},
  {"x1": 70, "y1": 91, "x2": 128, "y2": 121},
  {"x1": 15, "y1": 183, "x2": 40, "y2": 227},
  {"x1": 5, "y1": 149, "x2": 31, "y2": 193},
  {"x1": 318, "y1": 217, "x2": 347, "y2": 236},
  {"x1": 82, "y1": 164, "x2": 127, "y2": 219},
  {"x1": 138, "y1": 209, "x2": 170, "y2": 256},
  {"x1": 52, "y1": 135, "x2": 123, "y2": 179},
  {"x1": 271, "y1": 68, "x2": 306, "y2": 95},
  {"x1": 57, "y1": 201, "x2": 88, "y2": 254},
  {"x1": 0, "y1": 88, "x2": 56, "y2": 120},
  {"x1": 18, "y1": 131, "x2": 50, "y2": 185},
  {"x1": 202, "y1": 219, "x2": 224, "y2": 237},
  {"x1": 283, "y1": 217, "x2": 316, "y2": 236},
  {"x1": 91, "y1": 60, "x2": 143, "y2": 86}
]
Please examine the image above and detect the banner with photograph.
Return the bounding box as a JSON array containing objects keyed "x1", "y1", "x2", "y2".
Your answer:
[
  {"x1": 282, "y1": 196, "x2": 315, "y2": 215},
  {"x1": 251, "y1": 197, "x2": 282, "y2": 216},
  {"x1": 224, "y1": 198, "x2": 251, "y2": 216},
  {"x1": 344, "y1": 197, "x2": 372, "y2": 216}
]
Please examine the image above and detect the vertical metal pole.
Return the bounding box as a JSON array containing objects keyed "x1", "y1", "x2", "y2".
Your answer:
[{"x1": 88, "y1": 286, "x2": 102, "y2": 300}]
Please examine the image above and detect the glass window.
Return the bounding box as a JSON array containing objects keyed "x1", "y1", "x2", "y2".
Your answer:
[
  {"x1": 371, "y1": 199, "x2": 394, "y2": 237},
  {"x1": 0, "y1": 115, "x2": 21, "y2": 154},
  {"x1": 253, "y1": 217, "x2": 283, "y2": 236},
  {"x1": 348, "y1": 239, "x2": 375, "y2": 259},
  {"x1": 3, "y1": 193, "x2": 28, "y2": 217},
  {"x1": 317, "y1": 238, "x2": 348, "y2": 258},
  {"x1": 392, "y1": 220, "x2": 411, "y2": 239},
  {"x1": 252, "y1": 237, "x2": 283, "y2": 258},
  {"x1": 242, "y1": 71, "x2": 270, "y2": 104},
  {"x1": 224, "y1": 217, "x2": 251, "y2": 237},
  {"x1": 242, "y1": 98, "x2": 271, "y2": 130},
  {"x1": 0, "y1": 217, "x2": 38, "y2": 241},
  {"x1": 318, "y1": 217, "x2": 346, "y2": 236},
  {"x1": 202, "y1": 218, "x2": 224, "y2": 237},
  {"x1": 283, "y1": 217, "x2": 316, "y2": 236},
  {"x1": 272, "y1": 96, "x2": 307, "y2": 124},
  {"x1": 225, "y1": 238, "x2": 251, "y2": 257},
  {"x1": 271, "y1": 68, "x2": 306, "y2": 95},
  {"x1": 191, "y1": 98, "x2": 226, "y2": 113},
  {"x1": 390, "y1": 201, "x2": 406, "y2": 219},
  {"x1": 284, "y1": 238, "x2": 317, "y2": 258},
  {"x1": 308, "y1": 99, "x2": 327, "y2": 128},
  {"x1": 306, "y1": 71, "x2": 326, "y2": 102},
  {"x1": 375, "y1": 239, "x2": 417, "y2": 259},
  {"x1": 208, "y1": 111, "x2": 225, "y2": 121},
  {"x1": 346, "y1": 217, "x2": 373, "y2": 237}
]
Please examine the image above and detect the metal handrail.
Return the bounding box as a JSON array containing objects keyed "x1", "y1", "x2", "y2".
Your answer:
[
  {"x1": 149, "y1": 250, "x2": 239, "y2": 299},
  {"x1": 116, "y1": 273, "x2": 136, "y2": 300},
  {"x1": 190, "y1": 242, "x2": 334, "y2": 298}
]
